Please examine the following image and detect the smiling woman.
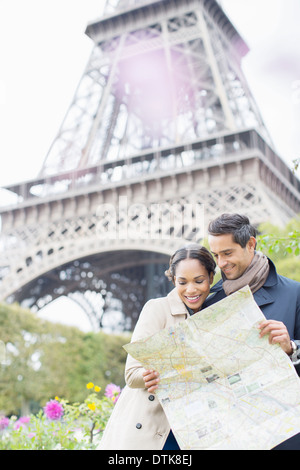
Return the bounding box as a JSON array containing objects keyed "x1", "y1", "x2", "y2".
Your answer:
[
  {"x1": 173, "y1": 259, "x2": 213, "y2": 314},
  {"x1": 98, "y1": 244, "x2": 216, "y2": 451},
  {"x1": 165, "y1": 244, "x2": 216, "y2": 314}
]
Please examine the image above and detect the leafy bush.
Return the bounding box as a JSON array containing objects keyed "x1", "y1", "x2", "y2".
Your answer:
[
  {"x1": 0, "y1": 382, "x2": 120, "y2": 450},
  {"x1": 0, "y1": 301, "x2": 129, "y2": 416}
]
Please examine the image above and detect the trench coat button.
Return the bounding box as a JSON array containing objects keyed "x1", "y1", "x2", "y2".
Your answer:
[
  {"x1": 136, "y1": 423, "x2": 142, "y2": 429},
  {"x1": 148, "y1": 394, "x2": 155, "y2": 401}
]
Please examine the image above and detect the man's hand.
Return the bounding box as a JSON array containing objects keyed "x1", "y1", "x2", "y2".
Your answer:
[
  {"x1": 142, "y1": 369, "x2": 160, "y2": 393},
  {"x1": 259, "y1": 320, "x2": 292, "y2": 355}
]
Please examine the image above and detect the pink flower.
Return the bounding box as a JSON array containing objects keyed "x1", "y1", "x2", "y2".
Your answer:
[
  {"x1": 0, "y1": 416, "x2": 9, "y2": 430},
  {"x1": 14, "y1": 416, "x2": 30, "y2": 430},
  {"x1": 104, "y1": 383, "x2": 121, "y2": 403},
  {"x1": 44, "y1": 399, "x2": 64, "y2": 420}
]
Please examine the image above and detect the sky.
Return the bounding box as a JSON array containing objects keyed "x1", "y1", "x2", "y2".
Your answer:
[{"x1": 0, "y1": 0, "x2": 299, "y2": 330}]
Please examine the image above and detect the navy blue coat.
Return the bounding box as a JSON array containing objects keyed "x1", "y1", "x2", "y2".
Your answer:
[
  {"x1": 205, "y1": 258, "x2": 300, "y2": 342},
  {"x1": 204, "y1": 258, "x2": 300, "y2": 450}
]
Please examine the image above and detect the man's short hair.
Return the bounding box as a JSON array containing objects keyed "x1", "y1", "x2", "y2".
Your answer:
[{"x1": 208, "y1": 213, "x2": 257, "y2": 248}]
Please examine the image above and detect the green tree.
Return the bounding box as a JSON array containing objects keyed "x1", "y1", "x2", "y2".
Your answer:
[
  {"x1": 292, "y1": 158, "x2": 300, "y2": 174},
  {"x1": 257, "y1": 216, "x2": 300, "y2": 282},
  {"x1": 0, "y1": 302, "x2": 129, "y2": 416},
  {"x1": 0, "y1": 303, "x2": 48, "y2": 415}
]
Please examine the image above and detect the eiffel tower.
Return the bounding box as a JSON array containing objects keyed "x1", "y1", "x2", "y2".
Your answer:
[{"x1": 0, "y1": 0, "x2": 299, "y2": 331}]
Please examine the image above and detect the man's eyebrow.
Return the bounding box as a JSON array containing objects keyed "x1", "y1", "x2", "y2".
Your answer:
[{"x1": 211, "y1": 248, "x2": 233, "y2": 255}]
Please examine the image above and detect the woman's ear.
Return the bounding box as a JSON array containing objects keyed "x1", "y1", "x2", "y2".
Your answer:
[{"x1": 209, "y1": 272, "x2": 214, "y2": 284}]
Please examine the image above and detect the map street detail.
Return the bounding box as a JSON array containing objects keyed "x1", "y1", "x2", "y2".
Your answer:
[{"x1": 124, "y1": 286, "x2": 300, "y2": 450}]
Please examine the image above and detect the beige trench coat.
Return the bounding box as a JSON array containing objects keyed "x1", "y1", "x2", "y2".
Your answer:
[{"x1": 98, "y1": 288, "x2": 188, "y2": 450}]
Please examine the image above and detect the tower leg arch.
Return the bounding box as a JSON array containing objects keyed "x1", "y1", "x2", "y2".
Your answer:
[{"x1": 4, "y1": 242, "x2": 188, "y2": 332}]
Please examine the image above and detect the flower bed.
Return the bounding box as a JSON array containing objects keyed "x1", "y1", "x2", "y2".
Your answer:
[{"x1": 0, "y1": 383, "x2": 121, "y2": 450}]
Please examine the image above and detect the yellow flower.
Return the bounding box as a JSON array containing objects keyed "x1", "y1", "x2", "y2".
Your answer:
[
  {"x1": 86, "y1": 382, "x2": 94, "y2": 389},
  {"x1": 55, "y1": 396, "x2": 60, "y2": 401},
  {"x1": 94, "y1": 386, "x2": 101, "y2": 392},
  {"x1": 88, "y1": 402, "x2": 96, "y2": 411}
]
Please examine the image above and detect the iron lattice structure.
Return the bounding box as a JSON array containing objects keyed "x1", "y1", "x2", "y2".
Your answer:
[
  {"x1": 40, "y1": 0, "x2": 270, "y2": 176},
  {"x1": 0, "y1": 0, "x2": 299, "y2": 331}
]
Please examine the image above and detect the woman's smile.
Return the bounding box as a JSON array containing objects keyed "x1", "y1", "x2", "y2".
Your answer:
[
  {"x1": 174, "y1": 258, "x2": 213, "y2": 313},
  {"x1": 184, "y1": 294, "x2": 202, "y2": 303}
]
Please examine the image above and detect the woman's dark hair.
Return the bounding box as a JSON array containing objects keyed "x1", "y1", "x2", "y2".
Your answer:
[
  {"x1": 165, "y1": 243, "x2": 216, "y2": 283},
  {"x1": 208, "y1": 213, "x2": 257, "y2": 248}
]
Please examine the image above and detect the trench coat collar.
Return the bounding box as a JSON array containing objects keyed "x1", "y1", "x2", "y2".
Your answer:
[{"x1": 167, "y1": 288, "x2": 190, "y2": 316}]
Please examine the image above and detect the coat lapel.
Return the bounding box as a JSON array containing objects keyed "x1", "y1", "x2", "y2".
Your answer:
[
  {"x1": 253, "y1": 287, "x2": 275, "y2": 308},
  {"x1": 167, "y1": 288, "x2": 189, "y2": 317}
]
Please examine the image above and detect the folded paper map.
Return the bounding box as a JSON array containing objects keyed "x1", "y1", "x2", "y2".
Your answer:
[{"x1": 124, "y1": 286, "x2": 300, "y2": 450}]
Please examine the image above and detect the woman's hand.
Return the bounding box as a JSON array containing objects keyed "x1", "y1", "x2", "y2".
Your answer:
[
  {"x1": 259, "y1": 320, "x2": 292, "y2": 355},
  {"x1": 142, "y1": 369, "x2": 160, "y2": 393}
]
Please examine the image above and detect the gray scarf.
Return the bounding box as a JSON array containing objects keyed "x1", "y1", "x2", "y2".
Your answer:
[{"x1": 222, "y1": 251, "x2": 269, "y2": 296}]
